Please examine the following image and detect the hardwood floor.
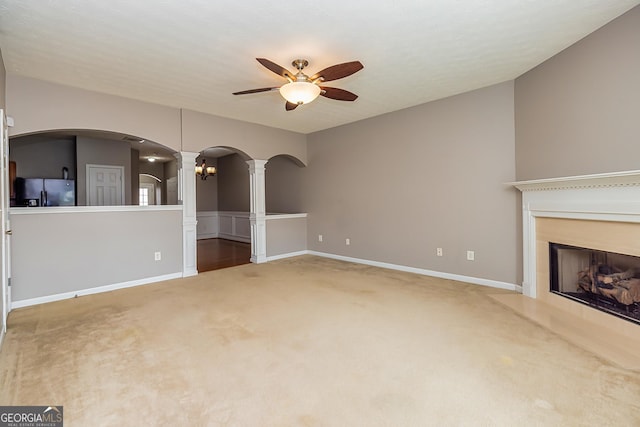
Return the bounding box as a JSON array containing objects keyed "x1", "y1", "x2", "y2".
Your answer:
[{"x1": 197, "y1": 238, "x2": 251, "y2": 272}]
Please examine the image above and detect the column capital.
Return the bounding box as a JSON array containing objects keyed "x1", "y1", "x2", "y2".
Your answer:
[
  {"x1": 246, "y1": 159, "x2": 268, "y2": 173},
  {"x1": 175, "y1": 151, "x2": 200, "y2": 164}
]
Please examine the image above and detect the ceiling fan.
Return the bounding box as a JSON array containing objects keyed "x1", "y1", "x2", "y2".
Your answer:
[{"x1": 233, "y1": 58, "x2": 364, "y2": 111}]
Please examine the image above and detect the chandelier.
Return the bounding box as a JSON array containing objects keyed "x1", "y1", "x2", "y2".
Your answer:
[{"x1": 195, "y1": 159, "x2": 216, "y2": 180}]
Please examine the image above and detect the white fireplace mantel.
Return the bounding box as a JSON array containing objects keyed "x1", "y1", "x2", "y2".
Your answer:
[
  {"x1": 510, "y1": 169, "x2": 640, "y2": 192},
  {"x1": 510, "y1": 170, "x2": 640, "y2": 298}
]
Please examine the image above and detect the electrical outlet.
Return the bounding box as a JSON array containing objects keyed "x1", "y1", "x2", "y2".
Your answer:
[
  {"x1": 346, "y1": 238, "x2": 350, "y2": 246},
  {"x1": 467, "y1": 250, "x2": 475, "y2": 261},
  {"x1": 318, "y1": 234, "x2": 323, "y2": 242},
  {"x1": 437, "y1": 248, "x2": 443, "y2": 257},
  {"x1": 154, "y1": 251, "x2": 162, "y2": 261}
]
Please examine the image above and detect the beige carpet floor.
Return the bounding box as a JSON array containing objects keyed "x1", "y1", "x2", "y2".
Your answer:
[{"x1": 1, "y1": 255, "x2": 639, "y2": 426}]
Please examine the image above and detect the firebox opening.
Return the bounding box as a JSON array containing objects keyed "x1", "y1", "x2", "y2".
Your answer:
[{"x1": 549, "y1": 242, "x2": 640, "y2": 325}]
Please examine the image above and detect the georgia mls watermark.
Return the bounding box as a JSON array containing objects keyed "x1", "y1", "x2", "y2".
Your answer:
[{"x1": 0, "y1": 406, "x2": 63, "y2": 427}]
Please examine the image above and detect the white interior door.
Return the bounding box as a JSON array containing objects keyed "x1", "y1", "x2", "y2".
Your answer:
[
  {"x1": 87, "y1": 165, "x2": 124, "y2": 206},
  {"x1": 0, "y1": 110, "x2": 10, "y2": 334}
]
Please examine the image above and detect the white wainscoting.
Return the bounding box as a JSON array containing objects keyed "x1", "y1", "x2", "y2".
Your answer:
[
  {"x1": 196, "y1": 211, "x2": 219, "y2": 239},
  {"x1": 196, "y1": 211, "x2": 251, "y2": 243},
  {"x1": 219, "y1": 212, "x2": 251, "y2": 243}
]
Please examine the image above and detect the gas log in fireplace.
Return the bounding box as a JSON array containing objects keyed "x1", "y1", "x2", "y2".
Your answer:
[{"x1": 550, "y1": 243, "x2": 640, "y2": 325}]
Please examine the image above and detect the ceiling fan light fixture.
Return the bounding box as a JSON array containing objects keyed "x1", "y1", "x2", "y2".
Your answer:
[{"x1": 279, "y1": 81, "x2": 321, "y2": 105}]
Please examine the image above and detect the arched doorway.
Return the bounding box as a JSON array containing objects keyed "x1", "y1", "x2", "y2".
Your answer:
[
  {"x1": 193, "y1": 148, "x2": 307, "y2": 272},
  {"x1": 195, "y1": 147, "x2": 252, "y2": 272}
]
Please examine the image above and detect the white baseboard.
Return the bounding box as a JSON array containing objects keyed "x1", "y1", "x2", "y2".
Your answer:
[
  {"x1": 183, "y1": 269, "x2": 198, "y2": 278},
  {"x1": 265, "y1": 250, "x2": 308, "y2": 262},
  {"x1": 197, "y1": 233, "x2": 252, "y2": 243},
  {"x1": 306, "y1": 251, "x2": 520, "y2": 292},
  {"x1": 197, "y1": 232, "x2": 218, "y2": 240},
  {"x1": 218, "y1": 233, "x2": 251, "y2": 243},
  {"x1": 11, "y1": 272, "x2": 183, "y2": 309},
  {"x1": 10, "y1": 253, "x2": 520, "y2": 310}
]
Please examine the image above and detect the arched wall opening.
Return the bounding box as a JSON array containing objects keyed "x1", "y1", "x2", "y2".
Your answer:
[
  {"x1": 8, "y1": 129, "x2": 178, "y2": 207},
  {"x1": 266, "y1": 154, "x2": 306, "y2": 214},
  {"x1": 7, "y1": 128, "x2": 185, "y2": 308},
  {"x1": 193, "y1": 147, "x2": 307, "y2": 271}
]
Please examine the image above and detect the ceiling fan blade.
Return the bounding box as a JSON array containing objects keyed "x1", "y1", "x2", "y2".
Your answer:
[
  {"x1": 256, "y1": 58, "x2": 295, "y2": 81},
  {"x1": 310, "y1": 61, "x2": 364, "y2": 82},
  {"x1": 232, "y1": 87, "x2": 278, "y2": 95},
  {"x1": 285, "y1": 101, "x2": 299, "y2": 111},
  {"x1": 320, "y1": 86, "x2": 358, "y2": 101}
]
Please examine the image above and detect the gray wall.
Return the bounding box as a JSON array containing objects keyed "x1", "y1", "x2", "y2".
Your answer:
[
  {"x1": 515, "y1": 5, "x2": 640, "y2": 181},
  {"x1": 266, "y1": 217, "x2": 307, "y2": 258},
  {"x1": 76, "y1": 136, "x2": 132, "y2": 205},
  {"x1": 181, "y1": 109, "x2": 307, "y2": 165},
  {"x1": 10, "y1": 136, "x2": 76, "y2": 179},
  {"x1": 139, "y1": 160, "x2": 166, "y2": 178},
  {"x1": 6, "y1": 75, "x2": 183, "y2": 152},
  {"x1": 217, "y1": 154, "x2": 249, "y2": 212},
  {"x1": 10, "y1": 209, "x2": 183, "y2": 302},
  {"x1": 196, "y1": 157, "x2": 218, "y2": 212},
  {"x1": 266, "y1": 156, "x2": 304, "y2": 214},
  {"x1": 305, "y1": 81, "x2": 518, "y2": 284}
]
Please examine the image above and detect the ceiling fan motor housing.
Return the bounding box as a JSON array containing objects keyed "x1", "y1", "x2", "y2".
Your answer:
[{"x1": 292, "y1": 59, "x2": 309, "y2": 70}]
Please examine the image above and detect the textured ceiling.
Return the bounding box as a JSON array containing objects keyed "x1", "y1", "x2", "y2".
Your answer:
[{"x1": 0, "y1": 1, "x2": 638, "y2": 134}]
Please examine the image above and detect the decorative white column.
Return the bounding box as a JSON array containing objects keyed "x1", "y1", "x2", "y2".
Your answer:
[
  {"x1": 247, "y1": 160, "x2": 268, "y2": 263},
  {"x1": 176, "y1": 151, "x2": 199, "y2": 277}
]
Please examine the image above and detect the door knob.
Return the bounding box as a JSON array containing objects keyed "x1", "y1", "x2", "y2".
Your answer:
[{"x1": 5, "y1": 230, "x2": 12, "y2": 235}]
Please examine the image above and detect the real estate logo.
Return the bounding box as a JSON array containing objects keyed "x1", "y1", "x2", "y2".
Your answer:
[{"x1": 0, "y1": 406, "x2": 63, "y2": 427}]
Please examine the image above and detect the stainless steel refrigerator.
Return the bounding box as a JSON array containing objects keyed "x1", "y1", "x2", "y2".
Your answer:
[{"x1": 15, "y1": 178, "x2": 76, "y2": 206}]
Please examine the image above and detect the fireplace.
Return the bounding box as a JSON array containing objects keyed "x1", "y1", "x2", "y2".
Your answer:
[
  {"x1": 511, "y1": 170, "x2": 640, "y2": 342},
  {"x1": 549, "y1": 242, "x2": 640, "y2": 325}
]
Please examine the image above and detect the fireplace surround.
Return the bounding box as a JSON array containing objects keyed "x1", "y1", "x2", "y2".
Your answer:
[{"x1": 512, "y1": 170, "x2": 640, "y2": 342}]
